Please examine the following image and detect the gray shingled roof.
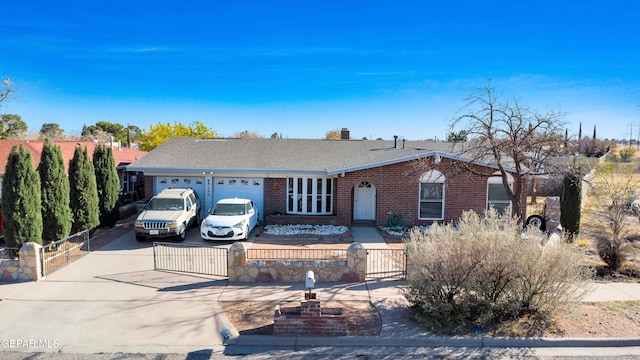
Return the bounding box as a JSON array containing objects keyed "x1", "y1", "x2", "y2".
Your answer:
[{"x1": 127, "y1": 137, "x2": 486, "y2": 175}]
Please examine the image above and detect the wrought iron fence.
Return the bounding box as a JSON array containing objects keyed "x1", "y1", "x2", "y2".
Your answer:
[
  {"x1": 527, "y1": 202, "x2": 545, "y2": 217},
  {"x1": 366, "y1": 248, "x2": 407, "y2": 279},
  {"x1": 153, "y1": 242, "x2": 228, "y2": 277},
  {"x1": 246, "y1": 248, "x2": 348, "y2": 260},
  {"x1": 40, "y1": 230, "x2": 90, "y2": 276},
  {"x1": 0, "y1": 247, "x2": 20, "y2": 260}
]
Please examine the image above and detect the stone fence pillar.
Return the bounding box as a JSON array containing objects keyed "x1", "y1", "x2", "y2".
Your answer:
[
  {"x1": 0, "y1": 242, "x2": 44, "y2": 281},
  {"x1": 347, "y1": 243, "x2": 366, "y2": 282},
  {"x1": 20, "y1": 242, "x2": 43, "y2": 281},
  {"x1": 228, "y1": 241, "x2": 248, "y2": 282}
]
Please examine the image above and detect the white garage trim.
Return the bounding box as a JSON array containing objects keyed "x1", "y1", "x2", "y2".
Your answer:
[
  {"x1": 213, "y1": 177, "x2": 264, "y2": 221},
  {"x1": 154, "y1": 176, "x2": 207, "y2": 219}
]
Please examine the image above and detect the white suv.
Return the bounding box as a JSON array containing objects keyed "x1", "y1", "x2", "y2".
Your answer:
[{"x1": 134, "y1": 188, "x2": 200, "y2": 242}]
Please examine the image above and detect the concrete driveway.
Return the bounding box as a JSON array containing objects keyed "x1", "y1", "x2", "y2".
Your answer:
[{"x1": 0, "y1": 230, "x2": 230, "y2": 355}]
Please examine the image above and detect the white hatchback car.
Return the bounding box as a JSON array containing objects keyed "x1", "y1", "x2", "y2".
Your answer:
[{"x1": 200, "y1": 198, "x2": 259, "y2": 241}]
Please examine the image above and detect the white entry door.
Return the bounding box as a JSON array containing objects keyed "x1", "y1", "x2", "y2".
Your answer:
[{"x1": 354, "y1": 181, "x2": 376, "y2": 220}]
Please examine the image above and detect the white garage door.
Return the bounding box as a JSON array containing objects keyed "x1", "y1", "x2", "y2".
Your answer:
[
  {"x1": 154, "y1": 176, "x2": 207, "y2": 219},
  {"x1": 213, "y1": 178, "x2": 264, "y2": 221}
]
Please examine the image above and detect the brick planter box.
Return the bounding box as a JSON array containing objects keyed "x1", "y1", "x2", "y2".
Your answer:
[{"x1": 274, "y1": 293, "x2": 347, "y2": 336}]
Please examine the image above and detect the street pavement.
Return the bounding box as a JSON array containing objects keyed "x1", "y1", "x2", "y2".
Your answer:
[{"x1": 1, "y1": 224, "x2": 640, "y2": 358}]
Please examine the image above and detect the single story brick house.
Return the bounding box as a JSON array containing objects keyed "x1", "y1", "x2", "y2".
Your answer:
[{"x1": 127, "y1": 130, "x2": 527, "y2": 227}]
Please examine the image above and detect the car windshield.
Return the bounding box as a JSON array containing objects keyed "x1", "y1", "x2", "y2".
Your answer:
[
  {"x1": 210, "y1": 203, "x2": 245, "y2": 216},
  {"x1": 146, "y1": 198, "x2": 183, "y2": 211}
]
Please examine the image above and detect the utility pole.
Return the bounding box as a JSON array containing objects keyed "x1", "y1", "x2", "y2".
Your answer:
[{"x1": 637, "y1": 105, "x2": 640, "y2": 149}]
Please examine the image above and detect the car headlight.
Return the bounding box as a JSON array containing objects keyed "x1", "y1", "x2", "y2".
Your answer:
[
  {"x1": 232, "y1": 219, "x2": 246, "y2": 229},
  {"x1": 166, "y1": 220, "x2": 178, "y2": 228},
  {"x1": 134, "y1": 220, "x2": 143, "y2": 228}
]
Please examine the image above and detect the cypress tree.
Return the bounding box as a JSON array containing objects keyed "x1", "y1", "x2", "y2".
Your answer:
[
  {"x1": 93, "y1": 145, "x2": 121, "y2": 227},
  {"x1": 578, "y1": 122, "x2": 582, "y2": 139},
  {"x1": 560, "y1": 172, "x2": 581, "y2": 239},
  {"x1": 38, "y1": 139, "x2": 72, "y2": 243},
  {"x1": 1, "y1": 145, "x2": 42, "y2": 247},
  {"x1": 69, "y1": 146, "x2": 99, "y2": 233}
]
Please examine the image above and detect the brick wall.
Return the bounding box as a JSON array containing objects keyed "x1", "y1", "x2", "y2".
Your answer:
[
  {"x1": 143, "y1": 176, "x2": 154, "y2": 201},
  {"x1": 264, "y1": 178, "x2": 287, "y2": 217},
  {"x1": 336, "y1": 158, "x2": 527, "y2": 226},
  {"x1": 274, "y1": 298, "x2": 348, "y2": 336}
]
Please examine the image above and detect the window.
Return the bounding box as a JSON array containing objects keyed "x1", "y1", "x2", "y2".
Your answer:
[
  {"x1": 287, "y1": 177, "x2": 333, "y2": 214},
  {"x1": 419, "y1": 170, "x2": 444, "y2": 220},
  {"x1": 487, "y1": 175, "x2": 512, "y2": 216}
]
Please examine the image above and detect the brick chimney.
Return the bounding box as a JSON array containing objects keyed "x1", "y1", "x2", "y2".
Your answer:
[{"x1": 340, "y1": 128, "x2": 350, "y2": 140}]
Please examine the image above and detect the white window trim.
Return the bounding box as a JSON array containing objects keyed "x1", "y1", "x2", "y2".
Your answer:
[
  {"x1": 486, "y1": 174, "x2": 513, "y2": 216},
  {"x1": 418, "y1": 170, "x2": 445, "y2": 220},
  {"x1": 287, "y1": 177, "x2": 333, "y2": 215}
]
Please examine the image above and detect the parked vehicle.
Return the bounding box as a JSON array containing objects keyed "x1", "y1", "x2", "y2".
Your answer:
[
  {"x1": 134, "y1": 188, "x2": 200, "y2": 242},
  {"x1": 200, "y1": 198, "x2": 258, "y2": 241}
]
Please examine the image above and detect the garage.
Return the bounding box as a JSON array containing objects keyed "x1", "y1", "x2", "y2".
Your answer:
[
  {"x1": 154, "y1": 176, "x2": 206, "y2": 219},
  {"x1": 213, "y1": 177, "x2": 264, "y2": 221}
]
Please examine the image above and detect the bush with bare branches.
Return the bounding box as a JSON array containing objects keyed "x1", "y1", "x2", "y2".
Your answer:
[
  {"x1": 404, "y1": 210, "x2": 592, "y2": 334},
  {"x1": 584, "y1": 163, "x2": 639, "y2": 271}
]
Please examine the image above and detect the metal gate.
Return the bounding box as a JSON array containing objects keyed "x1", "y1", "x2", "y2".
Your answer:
[
  {"x1": 366, "y1": 248, "x2": 406, "y2": 279},
  {"x1": 41, "y1": 230, "x2": 90, "y2": 276},
  {"x1": 153, "y1": 242, "x2": 228, "y2": 277}
]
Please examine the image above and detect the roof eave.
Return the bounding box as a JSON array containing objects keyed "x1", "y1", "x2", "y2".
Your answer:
[{"x1": 125, "y1": 165, "x2": 328, "y2": 176}]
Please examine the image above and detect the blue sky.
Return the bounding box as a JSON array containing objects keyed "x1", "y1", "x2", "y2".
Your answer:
[{"x1": 1, "y1": 1, "x2": 639, "y2": 140}]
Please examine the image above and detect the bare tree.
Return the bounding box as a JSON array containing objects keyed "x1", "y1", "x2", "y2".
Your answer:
[
  {"x1": 1, "y1": 77, "x2": 16, "y2": 106},
  {"x1": 231, "y1": 130, "x2": 264, "y2": 139},
  {"x1": 450, "y1": 84, "x2": 565, "y2": 219}
]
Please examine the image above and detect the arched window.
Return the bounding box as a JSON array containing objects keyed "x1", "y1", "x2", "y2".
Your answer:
[
  {"x1": 419, "y1": 170, "x2": 445, "y2": 220},
  {"x1": 487, "y1": 174, "x2": 513, "y2": 216}
]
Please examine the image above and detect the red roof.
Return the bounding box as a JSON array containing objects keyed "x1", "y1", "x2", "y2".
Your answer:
[{"x1": 0, "y1": 140, "x2": 147, "y2": 175}]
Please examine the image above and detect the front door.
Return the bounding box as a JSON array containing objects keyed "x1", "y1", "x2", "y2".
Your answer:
[{"x1": 354, "y1": 181, "x2": 376, "y2": 220}]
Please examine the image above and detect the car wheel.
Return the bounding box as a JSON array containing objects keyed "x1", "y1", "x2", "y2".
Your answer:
[
  {"x1": 136, "y1": 234, "x2": 146, "y2": 242},
  {"x1": 242, "y1": 225, "x2": 249, "y2": 241},
  {"x1": 176, "y1": 225, "x2": 186, "y2": 242},
  {"x1": 525, "y1": 215, "x2": 546, "y2": 231}
]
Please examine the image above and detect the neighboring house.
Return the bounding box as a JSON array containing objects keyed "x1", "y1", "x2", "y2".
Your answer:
[
  {"x1": 0, "y1": 140, "x2": 148, "y2": 205},
  {"x1": 127, "y1": 130, "x2": 527, "y2": 227}
]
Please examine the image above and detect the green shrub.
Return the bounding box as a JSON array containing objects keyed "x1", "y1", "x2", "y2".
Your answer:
[
  {"x1": 2, "y1": 145, "x2": 43, "y2": 247},
  {"x1": 404, "y1": 210, "x2": 591, "y2": 334},
  {"x1": 560, "y1": 173, "x2": 581, "y2": 239},
  {"x1": 93, "y1": 145, "x2": 121, "y2": 227},
  {"x1": 38, "y1": 139, "x2": 72, "y2": 242},
  {"x1": 69, "y1": 146, "x2": 99, "y2": 233}
]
